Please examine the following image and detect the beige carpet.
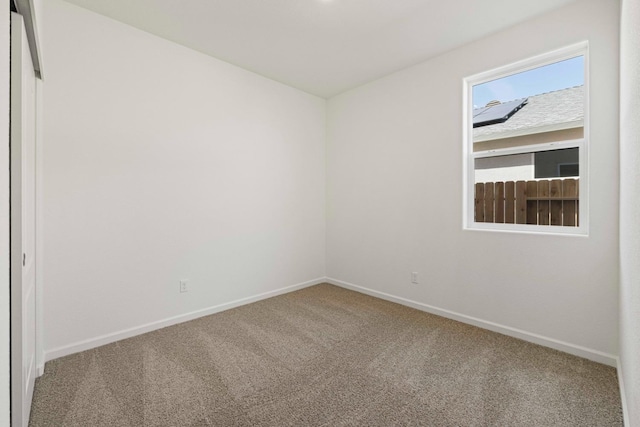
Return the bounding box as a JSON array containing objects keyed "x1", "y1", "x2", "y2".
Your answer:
[{"x1": 29, "y1": 284, "x2": 622, "y2": 426}]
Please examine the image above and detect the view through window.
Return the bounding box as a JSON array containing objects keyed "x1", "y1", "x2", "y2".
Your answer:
[{"x1": 465, "y1": 45, "x2": 587, "y2": 232}]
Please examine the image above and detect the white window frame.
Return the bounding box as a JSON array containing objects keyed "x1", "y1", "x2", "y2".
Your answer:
[{"x1": 462, "y1": 42, "x2": 589, "y2": 236}]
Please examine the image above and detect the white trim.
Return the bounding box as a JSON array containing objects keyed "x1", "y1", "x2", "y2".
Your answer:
[
  {"x1": 0, "y1": 2, "x2": 10, "y2": 425},
  {"x1": 34, "y1": 76, "x2": 44, "y2": 378},
  {"x1": 472, "y1": 138, "x2": 583, "y2": 159},
  {"x1": 326, "y1": 277, "x2": 617, "y2": 367},
  {"x1": 462, "y1": 41, "x2": 590, "y2": 236},
  {"x1": 617, "y1": 357, "x2": 630, "y2": 427},
  {"x1": 14, "y1": 0, "x2": 43, "y2": 79},
  {"x1": 464, "y1": 221, "x2": 589, "y2": 237},
  {"x1": 466, "y1": 42, "x2": 588, "y2": 86},
  {"x1": 44, "y1": 277, "x2": 326, "y2": 363}
]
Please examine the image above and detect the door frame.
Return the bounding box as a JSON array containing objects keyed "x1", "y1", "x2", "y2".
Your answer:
[
  {"x1": 10, "y1": 11, "x2": 38, "y2": 427},
  {"x1": 1, "y1": 4, "x2": 12, "y2": 427}
]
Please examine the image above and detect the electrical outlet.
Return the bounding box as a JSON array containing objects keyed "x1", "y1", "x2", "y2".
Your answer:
[
  {"x1": 411, "y1": 272, "x2": 419, "y2": 284},
  {"x1": 179, "y1": 279, "x2": 189, "y2": 293}
]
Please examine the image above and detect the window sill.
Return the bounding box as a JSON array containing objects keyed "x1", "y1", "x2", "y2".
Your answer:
[{"x1": 464, "y1": 222, "x2": 588, "y2": 237}]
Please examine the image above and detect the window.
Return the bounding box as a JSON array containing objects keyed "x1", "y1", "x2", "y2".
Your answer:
[{"x1": 463, "y1": 42, "x2": 588, "y2": 234}]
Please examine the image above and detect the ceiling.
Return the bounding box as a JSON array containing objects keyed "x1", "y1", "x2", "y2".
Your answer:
[{"x1": 63, "y1": 0, "x2": 579, "y2": 98}]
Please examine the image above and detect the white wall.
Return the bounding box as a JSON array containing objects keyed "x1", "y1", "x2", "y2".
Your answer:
[
  {"x1": 42, "y1": 0, "x2": 326, "y2": 356},
  {"x1": 327, "y1": 0, "x2": 620, "y2": 361},
  {"x1": 619, "y1": 0, "x2": 640, "y2": 423},
  {"x1": 0, "y1": 3, "x2": 10, "y2": 425}
]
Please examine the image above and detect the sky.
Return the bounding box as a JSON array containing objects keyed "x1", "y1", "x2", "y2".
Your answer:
[{"x1": 473, "y1": 56, "x2": 584, "y2": 108}]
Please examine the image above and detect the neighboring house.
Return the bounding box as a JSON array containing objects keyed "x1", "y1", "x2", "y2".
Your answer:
[{"x1": 473, "y1": 85, "x2": 583, "y2": 183}]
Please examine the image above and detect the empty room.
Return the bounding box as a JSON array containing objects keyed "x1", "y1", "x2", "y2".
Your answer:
[{"x1": 2, "y1": 0, "x2": 639, "y2": 425}]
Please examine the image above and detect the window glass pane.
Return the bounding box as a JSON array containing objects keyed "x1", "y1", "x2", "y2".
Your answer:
[
  {"x1": 475, "y1": 153, "x2": 534, "y2": 183},
  {"x1": 467, "y1": 50, "x2": 586, "y2": 231},
  {"x1": 473, "y1": 148, "x2": 580, "y2": 227},
  {"x1": 472, "y1": 56, "x2": 584, "y2": 150},
  {"x1": 534, "y1": 147, "x2": 579, "y2": 178}
]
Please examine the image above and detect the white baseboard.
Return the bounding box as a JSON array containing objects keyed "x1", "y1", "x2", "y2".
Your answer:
[
  {"x1": 44, "y1": 277, "x2": 326, "y2": 364},
  {"x1": 326, "y1": 277, "x2": 618, "y2": 367},
  {"x1": 43, "y1": 276, "x2": 619, "y2": 371},
  {"x1": 617, "y1": 357, "x2": 630, "y2": 427}
]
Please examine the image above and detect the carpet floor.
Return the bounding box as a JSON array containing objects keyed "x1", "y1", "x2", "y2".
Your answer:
[{"x1": 29, "y1": 284, "x2": 623, "y2": 426}]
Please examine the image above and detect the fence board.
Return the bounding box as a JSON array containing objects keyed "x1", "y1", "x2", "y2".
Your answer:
[
  {"x1": 485, "y1": 183, "x2": 495, "y2": 223},
  {"x1": 562, "y1": 179, "x2": 578, "y2": 226},
  {"x1": 550, "y1": 179, "x2": 562, "y2": 225},
  {"x1": 526, "y1": 181, "x2": 538, "y2": 225},
  {"x1": 495, "y1": 182, "x2": 505, "y2": 224},
  {"x1": 505, "y1": 181, "x2": 515, "y2": 224},
  {"x1": 515, "y1": 181, "x2": 526, "y2": 224},
  {"x1": 475, "y1": 183, "x2": 485, "y2": 222},
  {"x1": 576, "y1": 180, "x2": 580, "y2": 226},
  {"x1": 475, "y1": 178, "x2": 579, "y2": 227},
  {"x1": 537, "y1": 180, "x2": 550, "y2": 225}
]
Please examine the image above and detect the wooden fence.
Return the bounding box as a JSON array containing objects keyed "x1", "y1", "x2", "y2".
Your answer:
[{"x1": 475, "y1": 178, "x2": 579, "y2": 226}]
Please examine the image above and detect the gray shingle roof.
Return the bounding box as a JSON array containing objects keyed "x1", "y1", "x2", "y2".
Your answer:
[{"x1": 473, "y1": 85, "x2": 584, "y2": 142}]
